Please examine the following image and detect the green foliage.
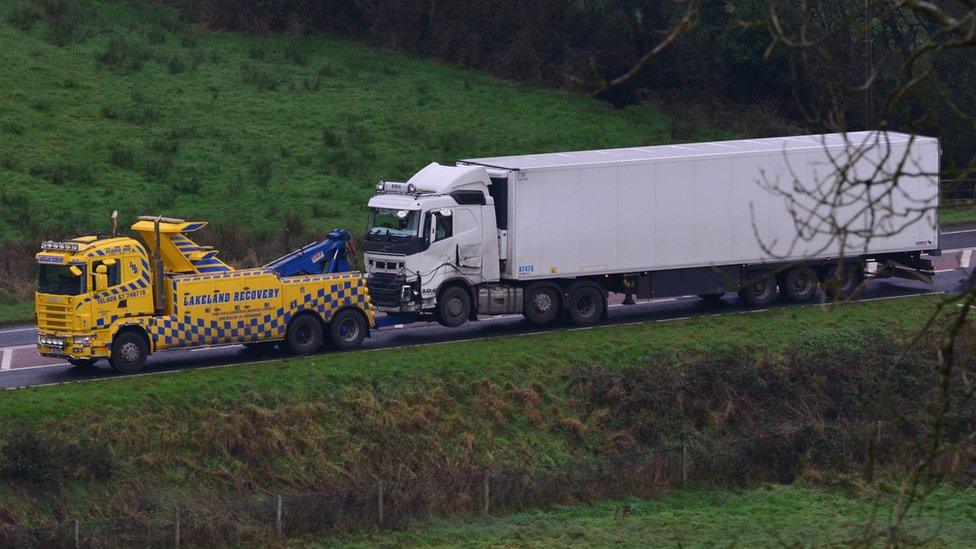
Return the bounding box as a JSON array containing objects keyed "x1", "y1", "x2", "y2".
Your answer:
[{"x1": 0, "y1": 0, "x2": 709, "y2": 246}]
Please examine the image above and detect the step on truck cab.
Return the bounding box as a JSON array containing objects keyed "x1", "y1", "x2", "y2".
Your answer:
[
  {"x1": 35, "y1": 216, "x2": 374, "y2": 373},
  {"x1": 363, "y1": 132, "x2": 940, "y2": 328}
]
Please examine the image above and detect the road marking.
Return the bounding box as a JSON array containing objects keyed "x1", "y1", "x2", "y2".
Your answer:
[
  {"x1": 962, "y1": 249, "x2": 973, "y2": 269},
  {"x1": 942, "y1": 228, "x2": 976, "y2": 235},
  {"x1": 0, "y1": 326, "x2": 35, "y2": 334},
  {"x1": 1, "y1": 350, "x2": 10, "y2": 371},
  {"x1": 940, "y1": 247, "x2": 976, "y2": 254}
]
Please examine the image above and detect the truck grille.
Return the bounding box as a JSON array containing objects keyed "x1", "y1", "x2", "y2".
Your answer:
[
  {"x1": 367, "y1": 273, "x2": 406, "y2": 308},
  {"x1": 36, "y1": 301, "x2": 70, "y2": 332}
]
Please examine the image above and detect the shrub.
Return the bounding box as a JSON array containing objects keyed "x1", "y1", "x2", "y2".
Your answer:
[
  {"x1": 241, "y1": 62, "x2": 284, "y2": 91},
  {"x1": 6, "y1": 3, "x2": 42, "y2": 31},
  {"x1": 107, "y1": 145, "x2": 135, "y2": 168},
  {"x1": 38, "y1": 0, "x2": 95, "y2": 46},
  {"x1": 171, "y1": 177, "x2": 202, "y2": 195},
  {"x1": 97, "y1": 35, "x2": 152, "y2": 71},
  {"x1": 249, "y1": 157, "x2": 273, "y2": 186},
  {"x1": 321, "y1": 128, "x2": 340, "y2": 148},
  {"x1": 284, "y1": 44, "x2": 308, "y2": 66},
  {"x1": 29, "y1": 162, "x2": 93, "y2": 185},
  {"x1": 0, "y1": 427, "x2": 114, "y2": 482}
]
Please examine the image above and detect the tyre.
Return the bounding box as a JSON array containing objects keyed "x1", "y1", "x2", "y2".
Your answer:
[
  {"x1": 436, "y1": 286, "x2": 471, "y2": 328},
  {"x1": 567, "y1": 285, "x2": 605, "y2": 327},
  {"x1": 824, "y1": 263, "x2": 862, "y2": 299},
  {"x1": 523, "y1": 284, "x2": 561, "y2": 325},
  {"x1": 697, "y1": 293, "x2": 725, "y2": 304},
  {"x1": 328, "y1": 308, "x2": 367, "y2": 351},
  {"x1": 737, "y1": 273, "x2": 778, "y2": 307},
  {"x1": 67, "y1": 358, "x2": 97, "y2": 369},
  {"x1": 781, "y1": 266, "x2": 819, "y2": 303},
  {"x1": 286, "y1": 314, "x2": 323, "y2": 355},
  {"x1": 110, "y1": 331, "x2": 148, "y2": 374}
]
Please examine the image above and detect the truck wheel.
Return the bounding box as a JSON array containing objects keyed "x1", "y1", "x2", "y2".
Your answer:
[
  {"x1": 286, "y1": 314, "x2": 323, "y2": 355},
  {"x1": 436, "y1": 286, "x2": 470, "y2": 328},
  {"x1": 782, "y1": 266, "x2": 819, "y2": 303},
  {"x1": 568, "y1": 285, "x2": 605, "y2": 326},
  {"x1": 697, "y1": 293, "x2": 725, "y2": 304},
  {"x1": 110, "y1": 332, "x2": 148, "y2": 374},
  {"x1": 824, "y1": 263, "x2": 861, "y2": 300},
  {"x1": 68, "y1": 358, "x2": 97, "y2": 369},
  {"x1": 523, "y1": 285, "x2": 560, "y2": 325},
  {"x1": 329, "y1": 309, "x2": 367, "y2": 351},
  {"x1": 738, "y1": 274, "x2": 777, "y2": 307}
]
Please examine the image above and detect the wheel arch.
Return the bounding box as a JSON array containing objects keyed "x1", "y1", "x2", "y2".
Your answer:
[{"x1": 113, "y1": 323, "x2": 152, "y2": 353}]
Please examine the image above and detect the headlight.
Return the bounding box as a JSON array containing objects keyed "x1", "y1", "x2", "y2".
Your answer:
[{"x1": 73, "y1": 336, "x2": 91, "y2": 346}]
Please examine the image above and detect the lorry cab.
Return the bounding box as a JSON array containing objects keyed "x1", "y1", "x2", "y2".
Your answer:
[
  {"x1": 363, "y1": 163, "x2": 502, "y2": 326},
  {"x1": 35, "y1": 236, "x2": 154, "y2": 364}
]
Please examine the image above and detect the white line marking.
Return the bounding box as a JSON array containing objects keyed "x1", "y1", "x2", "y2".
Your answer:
[
  {"x1": 2, "y1": 361, "x2": 69, "y2": 372},
  {"x1": 190, "y1": 344, "x2": 244, "y2": 353},
  {"x1": 0, "y1": 326, "x2": 35, "y2": 334},
  {"x1": 942, "y1": 228, "x2": 976, "y2": 235},
  {"x1": 1, "y1": 350, "x2": 10, "y2": 371},
  {"x1": 940, "y1": 247, "x2": 976, "y2": 254},
  {"x1": 962, "y1": 250, "x2": 972, "y2": 269},
  {"x1": 1, "y1": 344, "x2": 39, "y2": 352}
]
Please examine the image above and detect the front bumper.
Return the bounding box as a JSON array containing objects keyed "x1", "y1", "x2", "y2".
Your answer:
[{"x1": 36, "y1": 333, "x2": 103, "y2": 360}]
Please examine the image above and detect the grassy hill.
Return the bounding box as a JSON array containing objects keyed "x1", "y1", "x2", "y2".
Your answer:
[
  {"x1": 0, "y1": 0, "x2": 719, "y2": 245},
  {"x1": 1, "y1": 294, "x2": 970, "y2": 545}
]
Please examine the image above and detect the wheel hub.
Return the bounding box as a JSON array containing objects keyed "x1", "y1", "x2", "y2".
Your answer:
[
  {"x1": 576, "y1": 295, "x2": 596, "y2": 316},
  {"x1": 120, "y1": 341, "x2": 140, "y2": 363},
  {"x1": 447, "y1": 297, "x2": 463, "y2": 317},
  {"x1": 338, "y1": 318, "x2": 359, "y2": 341},
  {"x1": 533, "y1": 293, "x2": 552, "y2": 312}
]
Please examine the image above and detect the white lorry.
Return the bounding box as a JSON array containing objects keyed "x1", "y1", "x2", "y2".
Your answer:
[{"x1": 363, "y1": 131, "x2": 940, "y2": 327}]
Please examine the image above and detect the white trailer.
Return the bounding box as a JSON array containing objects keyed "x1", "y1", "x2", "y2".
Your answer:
[{"x1": 363, "y1": 131, "x2": 940, "y2": 328}]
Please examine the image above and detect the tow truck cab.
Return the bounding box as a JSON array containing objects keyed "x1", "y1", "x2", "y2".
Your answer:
[{"x1": 35, "y1": 236, "x2": 154, "y2": 362}]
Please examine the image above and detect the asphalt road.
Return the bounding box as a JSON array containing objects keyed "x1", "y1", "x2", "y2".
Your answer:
[{"x1": 2, "y1": 227, "x2": 974, "y2": 391}]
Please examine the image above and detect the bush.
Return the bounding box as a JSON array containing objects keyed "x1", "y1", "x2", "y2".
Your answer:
[
  {"x1": 249, "y1": 157, "x2": 273, "y2": 187},
  {"x1": 107, "y1": 145, "x2": 135, "y2": 168},
  {"x1": 240, "y1": 62, "x2": 284, "y2": 91},
  {"x1": 0, "y1": 426, "x2": 114, "y2": 482},
  {"x1": 284, "y1": 44, "x2": 308, "y2": 66},
  {"x1": 6, "y1": 3, "x2": 42, "y2": 31},
  {"x1": 97, "y1": 35, "x2": 152, "y2": 71},
  {"x1": 29, "y1": 162, "x2": 93, "y2": 185}
]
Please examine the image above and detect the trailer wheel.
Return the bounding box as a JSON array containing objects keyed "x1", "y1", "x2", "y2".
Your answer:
[
  {"x1": 782, "y1": 266, "x2": 819, "y2": 303},
  {"x1": 286, "y1": 313, "x2": 323, "y2": 355},
  {"x1": 523, "y1": 285, "x2": 560, "y2": 325},
  {"x1": 110, "y1": 331, "x2": 148, "y2": 374},
  {"x1": 568, "y1": 285, "x2": 605, "y2": 327},
  {"x1": 737, "y1": 273, "x2": 778, "y2": 307},
  {"x1": 824, "y1": 263, "x2": 861, "y2": 300},
  {"x1": 328, "y1": 309, "x2": 367, "y2": 351},
  {"x1": 436, "y1": 286, "x2": 470, "y2": 328},
  {"x1": 68, "y1": 358, "x2": 97, "y2": 369}
]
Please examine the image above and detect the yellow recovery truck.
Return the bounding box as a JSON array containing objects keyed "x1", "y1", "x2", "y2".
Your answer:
[{"x1": 35, "y1": 216, "x2": 375, "y2": 373}]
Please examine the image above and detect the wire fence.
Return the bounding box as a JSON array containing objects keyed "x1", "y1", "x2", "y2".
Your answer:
[
  {"x1": 942, "y1": 179, "x2": 976, "y2": 203},
  {"x1": 0, "y1": 420, "x2": 922, "y2": 548}
]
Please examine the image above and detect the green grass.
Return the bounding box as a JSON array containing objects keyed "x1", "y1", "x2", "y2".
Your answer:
[
  {"x1": 0, "y1": 294, "x2": 939, "y2": 423},
  {"x1": 942, "y1": 203, "x2": 976, "y2": 227},
  {"x1": 0, "y1": 0, "x2": 723, "y2": 244},
  {"x1": 0, "y1": 298, "x2": 33, "y2": 325},
  {"x1": 325, "y1": 484, "x2": 976, "y2": 547}
]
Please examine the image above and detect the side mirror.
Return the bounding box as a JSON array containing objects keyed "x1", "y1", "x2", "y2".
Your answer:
[
  {"x1": 102, "y1": 258, "x2": 117, "y2": 266},
  {"x1": 94, "y1": 265, "x2": 108, "y2": 292},
  {"x1": 69, "y1": 265, "x2": 82, "y2": 277}
]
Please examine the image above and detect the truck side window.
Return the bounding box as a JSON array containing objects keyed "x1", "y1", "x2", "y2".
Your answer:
[
  {"x1": 92, "y1": 260, "x2": 121, "y2": 288},
  {"x1": 434, "y1": 214, "x2": 452, "y2": 241},
  {"x1": 423, "y1": 212, "x2": 454, "y2": 244}
]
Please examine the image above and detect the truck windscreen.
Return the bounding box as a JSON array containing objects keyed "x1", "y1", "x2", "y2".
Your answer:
[
  {"x1": 366, "y1": 208, "x2": 419, "y2": 241},
  {"x1": 37, "y1": 264, "x2": 87, "y2": 296}
]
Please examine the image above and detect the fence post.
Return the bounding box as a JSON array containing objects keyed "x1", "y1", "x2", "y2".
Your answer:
[
  {"x1": 74, "y1": 520, "x2": 80, "y2": 549},
  {"x1": 681, "y1": 441, "x2": 688, "y2": 485},
  {"x1": 276, "y1": 494, "x2": 283, "y2": 539},
  {"x1": 483, "y1": 472, "x2": 490, "y2": 515},
  {"x1": 377, "y1": 482, "x2": 384, "y2": 525},
  {"x1": 174, "y1": 509, "x2": 180, "y2": 549}
]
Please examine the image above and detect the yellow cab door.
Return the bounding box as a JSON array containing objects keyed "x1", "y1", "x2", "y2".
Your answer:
[{"x1": 89, "y1": 258, "x2": 125, "y2": 330}]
